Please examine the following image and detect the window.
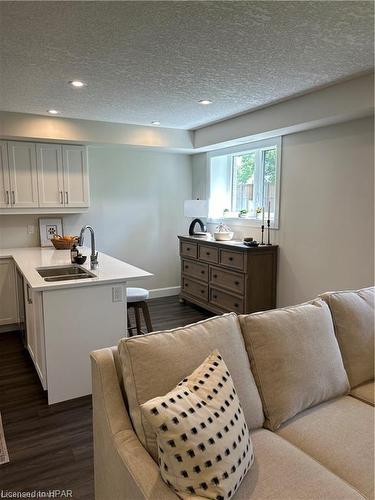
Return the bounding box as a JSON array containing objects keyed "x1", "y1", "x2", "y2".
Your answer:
[{"x1": 208, "y1": 138, "x2": 281, "y2": 227}]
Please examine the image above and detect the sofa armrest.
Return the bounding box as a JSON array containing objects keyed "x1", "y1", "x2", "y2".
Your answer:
[{"x1": 91, "y1": 347, "x2": 178, "y2": 500}]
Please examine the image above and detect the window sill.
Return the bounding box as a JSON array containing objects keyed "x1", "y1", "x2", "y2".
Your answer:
[{"x1": 208, "y1": 217, "x2": 279, "y2": 230}]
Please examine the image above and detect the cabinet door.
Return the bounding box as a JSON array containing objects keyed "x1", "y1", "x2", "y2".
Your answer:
[
  {"x1": 24, "y1": 281, "x2": 36, "y2": 362},
  {"x1": 24, "y1": 281, "x2": 46, "y2": 389},
  {"x1": 0, "y1": 259, "x2": 19, "y2": 325},
  {"x1": 36, "y1": 143, "x2": 64, "y2": 207},
  {"x1": 7, "y1": 141, "x2": 39, "y2": 207},
  {"x1": 0, "y1": 141, "x2": 11, "y2": 208},
  {"x1": 62, "y1": 145, "x2": 89, "y2": 207}
]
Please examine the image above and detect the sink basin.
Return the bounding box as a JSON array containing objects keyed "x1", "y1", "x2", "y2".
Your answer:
[{"x1": 37, "y1": 265, "x2": 96, "y2": 282}]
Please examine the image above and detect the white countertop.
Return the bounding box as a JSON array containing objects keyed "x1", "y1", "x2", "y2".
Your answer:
[{"x1": 0, "y1": 246, "x2": 152, "y2": 291}]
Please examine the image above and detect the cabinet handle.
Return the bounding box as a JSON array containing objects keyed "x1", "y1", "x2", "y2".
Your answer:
[
  {"x1": 186, "y1": 247, "x2": 190, "y2": 251},
  {"x1": 201, "y1": 289, "x2": 205, "y2": 294},
  {"x1": 213, "y1": 274, "x2": 218, "y2": 279},
  {"x1": 185, "y1": 265, "x2": 189, "y2": 269},
  {"x1": 26, "y1": 284, "x2": 32, "y2": 304},
  {"x1": 206, "y1": 251, "x2": 210, "y2": 256},
  {"x1": 11, "y1": 191, "x2": 15, "y2": 205},
  {"x1": 65, "y1": 191, "x2": 69, "y2": 204},
  {"x1": 5, "y1": 190, "x2": 9, "y2": 205},
  {"x1": 229, "y1": 257, "x2": 233, "y2": 261},
  {"x1": 235, "y1": 281, "x2": 239, "y2": 285},
  {"x1": 234, "y1": 303, "x2": 239, "y2": 308},
  {"x1": 201, "y1": 270, "x2": 205, "y2": 274},
  {"x1": 213, "y1": 294, "x2": 217, "y2": 299},
  {"x1": 60, "y1": 191, "x2": 63, "y2": 204},
  {"x1": 185, "y1": 283, "x2": 189, "y2": 287}
]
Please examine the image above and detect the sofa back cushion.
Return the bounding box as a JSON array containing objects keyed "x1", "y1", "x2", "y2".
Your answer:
[
  {"x1": 239, "y1": 299, "x2": 349, "y2": 431},
  {"x1": 118, "y1": 313, "x2": 264, "y2": 461},
  {"x1": 321, "y1": 287, "x2": 374, "y2": 388}
]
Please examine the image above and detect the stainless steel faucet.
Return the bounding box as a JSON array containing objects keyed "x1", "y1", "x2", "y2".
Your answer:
[{"x1": 78, "y1": 225, "x2": 98, "y2": 269}]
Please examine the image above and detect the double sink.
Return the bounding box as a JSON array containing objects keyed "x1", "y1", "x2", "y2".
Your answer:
[{"x1": 37, "y1": 265, "x2": 96, "y2": 282}]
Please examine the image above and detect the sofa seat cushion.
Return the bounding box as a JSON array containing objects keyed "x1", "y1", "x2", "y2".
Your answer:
[
  {"x1": 188, "y1": 429, "x2": 363, "y2": 499},
  {"x1": 277, "y1": 396, "x2": 374, "y2": 499},
  {"x1": 321, "y1": 287, "x2": 374, "y2": 388},
  {"x1": 118, "y1": 313, "x2": 264, "y2": 461},
  {"x1": 350, "y1": 381, "x2": 375, "y2": 406},
  {"x1": 239, "y1": 299, "x2": 349, "y2": 431}
]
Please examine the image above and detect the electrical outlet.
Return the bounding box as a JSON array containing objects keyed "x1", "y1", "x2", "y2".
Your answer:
[
  {"x1": 27, "y1": 225, "x2": 35, "y2": 235},
  {"x1": 112, "y1": 286, "x2": 123, "y2": 303}
]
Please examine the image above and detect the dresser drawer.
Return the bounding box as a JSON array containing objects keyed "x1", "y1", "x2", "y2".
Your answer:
[
  {"x1": 198, "y1": 245, "x2": 219, "y2": 264},
  {"x1": 182, "y1": 277, "x2": 208, "y2": 301},
  {"x1": 180, "y1": 241, "x2": 198, "y2": 259},
  {"x1": 210, "y1": 266, "x2": 244, "y2": 294},
  {"x1": 210, "y1": 287, "x2": 244, "y2": 313},
  {"x1": 182, "y1": 259, "x2": 208, "y2": 282},
  {"x1": 220, "y1": 249, "x2": 244, "y2": 270}
]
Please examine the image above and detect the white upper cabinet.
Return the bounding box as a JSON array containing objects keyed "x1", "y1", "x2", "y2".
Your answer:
[
  {"x1": 0, "y1": 141, "x2": 11, "y2": 208},
  {"x1": 7, "y1": 141, "x2": 39, "y2": 207},
  {"x1": 36, "y1": 143, "x2": 64, "y2": 207},
  {"x1": 62, "y1": 145, "x2": 89, "y2": 207},
  {"x1": 0, "y1": 141, "x2": 90, "y2": 212}
]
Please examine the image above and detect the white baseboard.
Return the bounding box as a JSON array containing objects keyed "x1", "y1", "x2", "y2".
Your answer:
[
  {"x1": 149, "y1": 286, "x2": 181, "y2": 299},
  {"x1": 0, "y1": 323, "x2": 19, "y2": 333}
]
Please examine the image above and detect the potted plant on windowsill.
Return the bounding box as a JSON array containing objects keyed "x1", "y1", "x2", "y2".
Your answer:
[{"x1": 239, "y1": 209, "x2": 248, "y2": 218}]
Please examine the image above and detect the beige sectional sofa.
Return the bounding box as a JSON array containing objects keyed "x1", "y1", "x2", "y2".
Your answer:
[{"x1": 91, "y1": 287, "x2": 374, "y2": 500}]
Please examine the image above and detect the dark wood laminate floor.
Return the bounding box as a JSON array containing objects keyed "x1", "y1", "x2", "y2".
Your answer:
[{"x1": 0, "y1": 296, "x2": 211, "y2": 498}]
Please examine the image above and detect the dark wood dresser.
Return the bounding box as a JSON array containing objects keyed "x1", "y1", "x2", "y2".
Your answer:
[{"x1": 178, "y1": 235, "x2": 278, "y2": 315}]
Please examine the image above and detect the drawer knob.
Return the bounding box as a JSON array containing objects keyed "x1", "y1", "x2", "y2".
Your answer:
[
  {"x1": 235, "y1": 281, "x2": 239, "y2": 285},
  {"x1": 229, "y1": 257, "x2": 233, "y2": 261},
  {"x1": 185, "y1": 265, "x2": 189, "y2": 269},
  {"x1": 234, "y1": 303, "x2": 239, "y2": 308},
  {"x1": 213, "y1": 294, "x2": 217, "y2": 299},
  {"x1": 213, "y1": 274, "x2": 218, "y2": 278},
  {"x1": 206, "y1": 251, "x2": 210, "y2": 256},
  {"x1": 185, "y1": 283, "x2": 189, "y2": 287},
  {"x1": 201, "y1": 270, "x2": 205, "y2": 274},
  {"x1": 201, "y1": 289, "x2": 205, "y2": 294},
  {"x1": 187, "y1": 248, "x2": 190, "y2": 251}
]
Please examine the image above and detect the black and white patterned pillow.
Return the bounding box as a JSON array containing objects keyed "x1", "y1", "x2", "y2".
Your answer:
[{"x1": 141, "y1": 350, "x2": 254, "y2": 499}]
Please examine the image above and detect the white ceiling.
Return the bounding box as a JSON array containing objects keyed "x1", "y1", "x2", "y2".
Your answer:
[{"x1": 0, "y1": 1, "x2": 373, "y2": 130}]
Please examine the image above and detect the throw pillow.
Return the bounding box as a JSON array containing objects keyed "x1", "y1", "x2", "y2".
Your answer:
[{"x1": 141, "y1": 350, "x2": 254, "y2": 500}]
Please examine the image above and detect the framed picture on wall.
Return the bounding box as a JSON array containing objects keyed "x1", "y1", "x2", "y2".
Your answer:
[{"x1": 39, "y1": 218, "x2": 63, "y2": 247}]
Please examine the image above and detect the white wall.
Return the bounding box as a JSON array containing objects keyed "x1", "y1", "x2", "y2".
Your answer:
[
  {"x1": 193, "y1": 117, "x2": 374, "y2": 307},
  {"x1": 0, "y1": 146, "x2": 192, "y2": 292}
]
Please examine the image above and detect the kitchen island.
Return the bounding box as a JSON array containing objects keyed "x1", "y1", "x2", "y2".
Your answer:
[{"x1": 0, "y1": 247, "x2": 151, "y2": 404}]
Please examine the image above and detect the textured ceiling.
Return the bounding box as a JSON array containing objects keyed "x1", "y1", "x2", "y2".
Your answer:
[{"x1": 0, "y1": 1, "x2": 373, "y2": 130}]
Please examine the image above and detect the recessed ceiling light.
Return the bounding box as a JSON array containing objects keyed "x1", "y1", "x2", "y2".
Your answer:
[
  {"x1": 68, "y1": 80, "x2": 87, "y2": 88},
  {"x1": 151, "y1": 121, "x2": 161, "y2": 126},
  {"x1": 198, "y1": 99, "x2": 213, "y2": 105},
  {"x1": 47, "y1": 109, "x2": 60, "y2": 115}
]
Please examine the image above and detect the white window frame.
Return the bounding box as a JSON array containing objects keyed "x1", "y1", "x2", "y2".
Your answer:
[{"x1": 206, "y1": 137, "x2": 282, "y2": 229}]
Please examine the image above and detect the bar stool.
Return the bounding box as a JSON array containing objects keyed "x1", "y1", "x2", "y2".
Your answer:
[{"x1": 126, "y1": 287, "x2": 153, "y2": 336}]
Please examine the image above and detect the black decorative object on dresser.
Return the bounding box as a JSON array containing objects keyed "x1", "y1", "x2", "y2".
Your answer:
[{"x1": 178, "y1": 235, "x2": 278, "y2": 314}]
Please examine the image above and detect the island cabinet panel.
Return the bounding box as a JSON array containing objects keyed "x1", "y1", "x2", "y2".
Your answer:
[
  {"x1": 178, "y1": 236, "x2": 278, "y2": 315},
  {"x1": 23, "y1": 280, "x2": 47, "y2": 389}
]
